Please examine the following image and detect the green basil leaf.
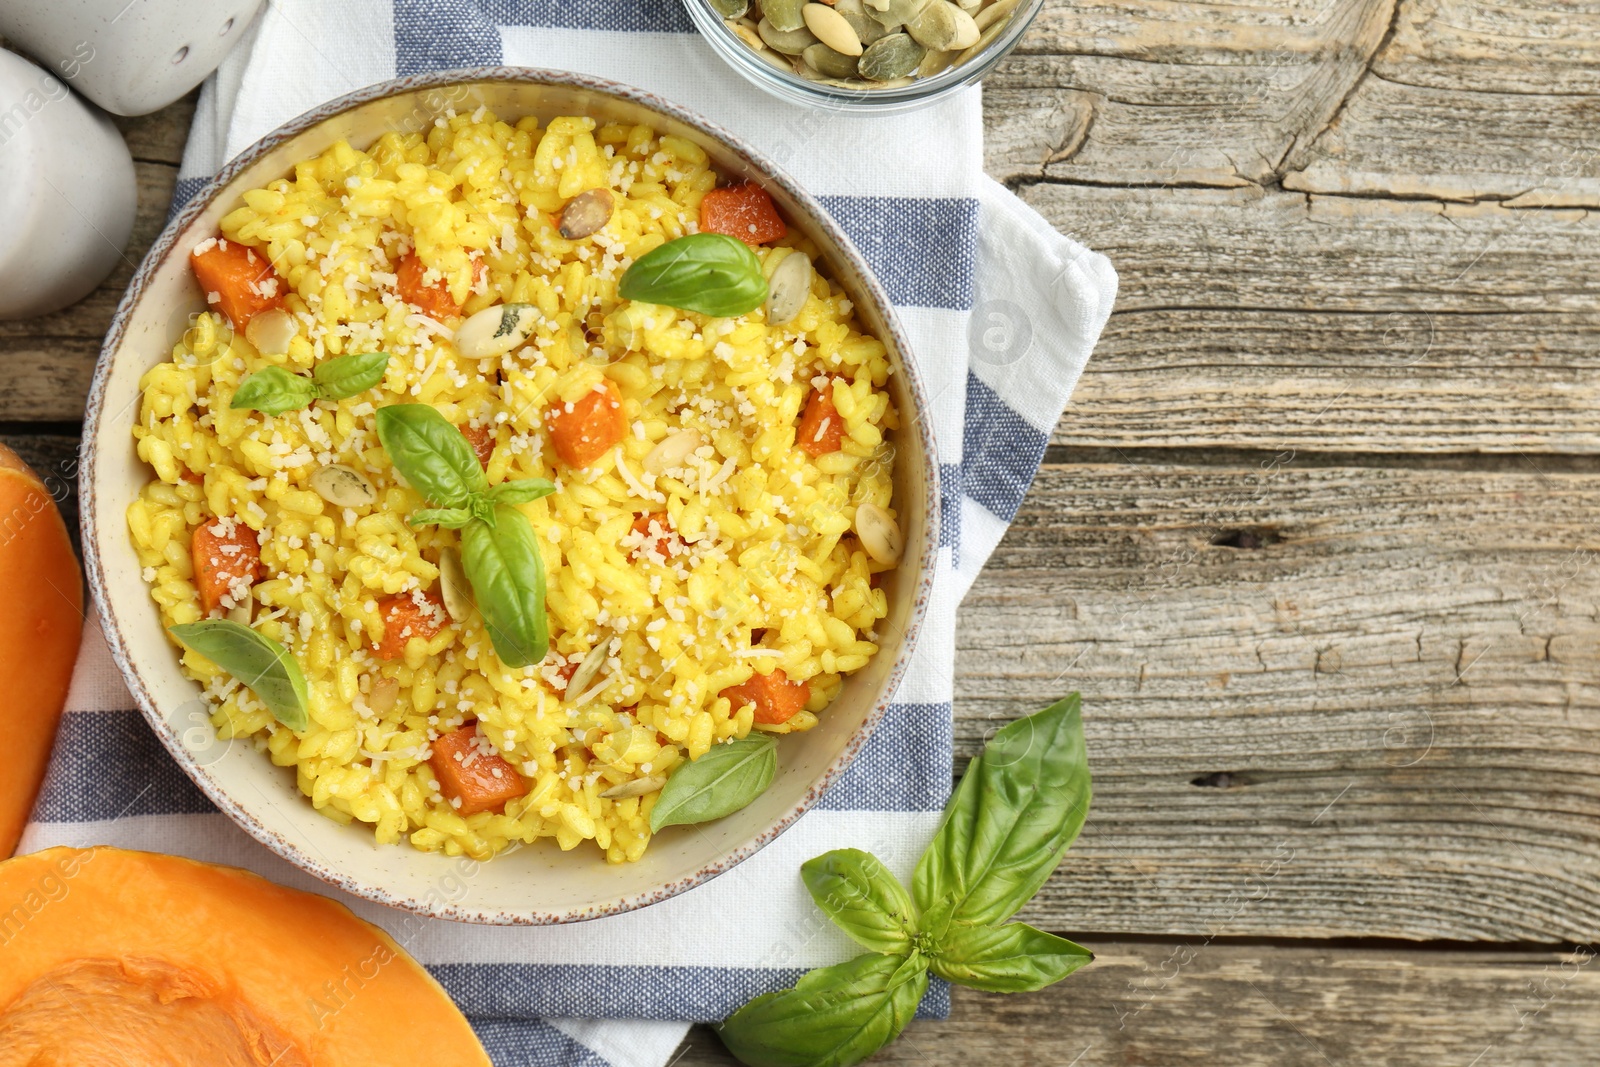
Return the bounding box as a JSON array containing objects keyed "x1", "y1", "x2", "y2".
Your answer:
[
  {"x1": 929, "y1": 922, "x2": 1091, "y2": 993},
  {"x1": 311, "y1": 351, "x2": 390, "y2": 399},
  {"x1": 912, "y1": 694, "x2": 1091, "y2": 926},
  {"x1": 409, "y1": 507, "x2": 475, "y2": 529},
  {"x1": 375, "y1": 404, "x2": 488, "y2": 508},
  {"x1": 459, "y1": 505, "x2": 548, "y2": 668},
  {"x1": 487, "y1": 478, "x2": 557, "y2": 507},
  {"x1": 650, "y1": 734, "x2": 776, "y2": 832},
  {"x1": 619, "y1": 232, "x2": 768, "y2": 317},
  {"x1": 230, "y1": 365, "x2": 318, "y2": 416},
  {"x1": 800, "y1": 849, "x2": 917, "y2": 956},
  {"x1": 169, "y1": 620, "x2": 309, "y2": 731},
  {"x1": 718, "y1": 951, "x2": 928, "y2": 1067}
]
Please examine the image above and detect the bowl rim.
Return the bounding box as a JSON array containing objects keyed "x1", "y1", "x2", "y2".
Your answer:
[{"x1": 81, "y1": 65, "x2": 942, "y2": 925}]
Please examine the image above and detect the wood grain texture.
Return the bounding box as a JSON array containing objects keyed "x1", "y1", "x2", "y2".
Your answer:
[
  {"x1": 986, "y1": 0, "x2": 1398, "y2": 188},
  {"x1": 962, "y1": 461, "x2": 1600, "y2": 942},
  {"x1": 8, "y1": 6, "x2": 1600, "y2": 1057},
  {"x1": 1018, "y1": 183, "x2": 1600, "y2": 452},
  {"x1": 1281, "y1": 0, "x2": 1600, "y2": 205},
  {"x1": 671, "y1": 941, "x2": 1600, "y2": 1066}
]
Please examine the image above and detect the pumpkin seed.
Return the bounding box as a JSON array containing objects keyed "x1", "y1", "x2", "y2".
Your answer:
[
  {"x1": 309, "y1": 464, "x2": 378, "y2": 508},
  {"x1": 369, "y1": 676, "x2": 400, "y2": 715},
  {"x1": 764, "y1": 250, "x2": 813, "y2": 326},
  {"x1": 729, "y1": 17, "x2": 769, "y2": 50},
  {"x1": 974, "y1": 0, "x2": 1019, "y2": 30},
  {"x1": 601, "y1": 775, "x2": 667, "y2": 800},
  {"x1": 437, "y1": 546, "x2": 474, "y2": 623},
  {"x1": 956, "y1": 0, "x2": 981, "y2": 12},
  {"x1": 854, "y1": 502, "x2": 904, "y2": 564},
  {"x1": 244, "y1": 307, "x2": 297, "y2": 355},
  {"x1": 916, "y1": 45, "x2": 955, "y2": 77},
  {"x1": 907, "y1": 0, "x2": 978, "y2": 48},
  {"x1": 453, "y1": 302, "x2": 539, "y2": 360},
  {"x1": 867, "y1": 0, "x2": 928, "y2": 29},
  {"x1": 803, "y1": 41, "x2": 860, "y2": 77},
  {"x1": 226, "y1": 594, "x2": 253, "y2": 626},
  {"x1": 858, "y1": 32, "x2": 925, "y2": 79},
  {"x1": 558, "y1": 188, "x2": 614, "y2": 239},
  {"x1": 953, "y1": 15, "x2": 1007, "y2": 64},
  {"x1": 566, "y1": 641, "x2": 612, "y2": 700},
  {"x1": 644, "y1": 429, "x2": 705, "y2": 474},
  {"x1": 709, "y1": 0, "x2": 749, "y2": 16},
  {"x1": 761, "y1": 0, "x2": 808, "y2": 31},
  {"x1": 755, "y1": 42, "x2": 797, "y2": 70},
  {"x1": 803, "y1": 3, "x2": 863, "y2": 54},
  {"x1": 833, "y1": 0, "x2": 890, "y2": 44},
  {"x1": 758, "y1": 16, "x2": 819, "y2": 53}
]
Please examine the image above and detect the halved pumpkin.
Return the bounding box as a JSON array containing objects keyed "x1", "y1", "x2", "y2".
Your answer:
[
  {"x1": 0, "y1": 443, "x2": 82, "y2": 857},
  {"x1": 0, "y1": 847, "x2": 490, "y2": 1066}
]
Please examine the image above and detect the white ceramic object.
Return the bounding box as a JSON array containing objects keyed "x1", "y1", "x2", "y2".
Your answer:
[
  {"x1": 0, "y1": 0, "x2": 265, "y2": 116},
  {"x1": 83, "y1": 70, "x2": 941, "y2": 925},
  {"x1": 0, "y1": 49, "x2": 136, "y2": 319}
]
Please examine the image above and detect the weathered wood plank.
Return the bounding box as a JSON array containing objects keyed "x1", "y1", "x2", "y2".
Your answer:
[
  {"x1": 1023, "y1": 183, "x2": 1596, "y2": 314},
  {"x1": 958, "y1": 461, "x2": 1600, "y2": 941},
  {"x1": 986, "y1": 0, "x2": 1396, "y2": 187},
  {"x1": 673, "y1": 942, "x2": 1600, "y2": 1065},
  {"x1": 1373, "y1": 0, "x2": 1600, "y2": 96},
  {"x1": 113, "y1": 88, "x2": 198, "y2": 165},
  {"x1": 1284, "y1": 60, "x2": 1600, "y2": 205},
  {"x1": 1060, "y1": 307, "x2": 1600, "y2": 452},
  {"x1": 1017, "y1": 182, "x2": 1600, "y2": 451}
]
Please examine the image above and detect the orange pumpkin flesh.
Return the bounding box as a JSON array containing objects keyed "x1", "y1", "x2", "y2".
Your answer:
[
  {"x1": 0, "y1": 847, "x2": 490, "y2": 1066},
  {"x1": 0, "y1": 444, "x2": 83, "y2": 858}
]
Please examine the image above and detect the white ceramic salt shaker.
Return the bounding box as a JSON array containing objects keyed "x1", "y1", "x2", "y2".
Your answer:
[
  {"x1": 0, "y1": 0, "x2": 265, "y2": 117},
  {"x1": 0, "y1": 49, "x2": 136, "y2": 320}
]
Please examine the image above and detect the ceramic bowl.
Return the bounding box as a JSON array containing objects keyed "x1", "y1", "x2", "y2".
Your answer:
[{"x1": 82, "y1": 68, "x2": 939, "y2": 924}]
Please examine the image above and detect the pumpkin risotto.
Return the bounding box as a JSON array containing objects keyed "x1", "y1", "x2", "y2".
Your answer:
[{"x1": 127, "y1": 108, "x2": 902, "y2": 863}]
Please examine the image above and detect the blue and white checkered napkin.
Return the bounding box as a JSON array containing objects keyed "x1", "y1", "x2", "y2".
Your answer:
[{"x1": 22, "y1": 1, "x2": 1115, "y2": 1063}]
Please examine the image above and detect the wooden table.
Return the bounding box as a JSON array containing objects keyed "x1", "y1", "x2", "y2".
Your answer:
[{"x1": 8, "y1": 1, "x2": 1598, "y2": 1059}]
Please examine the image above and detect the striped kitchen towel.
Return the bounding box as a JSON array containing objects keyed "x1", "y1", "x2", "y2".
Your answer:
[{"x1": 21, "y1": 1, "x2": 1116, "y2": 1064}]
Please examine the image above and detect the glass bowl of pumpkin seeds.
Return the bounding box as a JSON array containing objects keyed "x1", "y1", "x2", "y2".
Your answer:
[{"x1": 685, "y1": 0, "x2": 1040, "y2": 110}]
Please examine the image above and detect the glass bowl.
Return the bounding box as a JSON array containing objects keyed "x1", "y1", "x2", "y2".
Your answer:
[{"x1": 682, "y1": 0, "x2": 1046, "y2": 113}]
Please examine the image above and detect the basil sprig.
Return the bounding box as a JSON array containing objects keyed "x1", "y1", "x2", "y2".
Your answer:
[
  {"x1": 231, "y1": 351, "x2": 391, "y2": 415},
  {"x1": 650, "y1": 734, "x2": 776, "y2": 832},
  {"x1": 718, "y1": 695, "x2": 1092, "y2": 1067},
  {"x1": 374, "y1": 404, "x2": 555, "y2": 667},
  {"x1": 169, "y1": 619, "x2": 310, "y2": 731},
  {"x1": 618, "y1": 233, "x2": 768, "y2": 317}
]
